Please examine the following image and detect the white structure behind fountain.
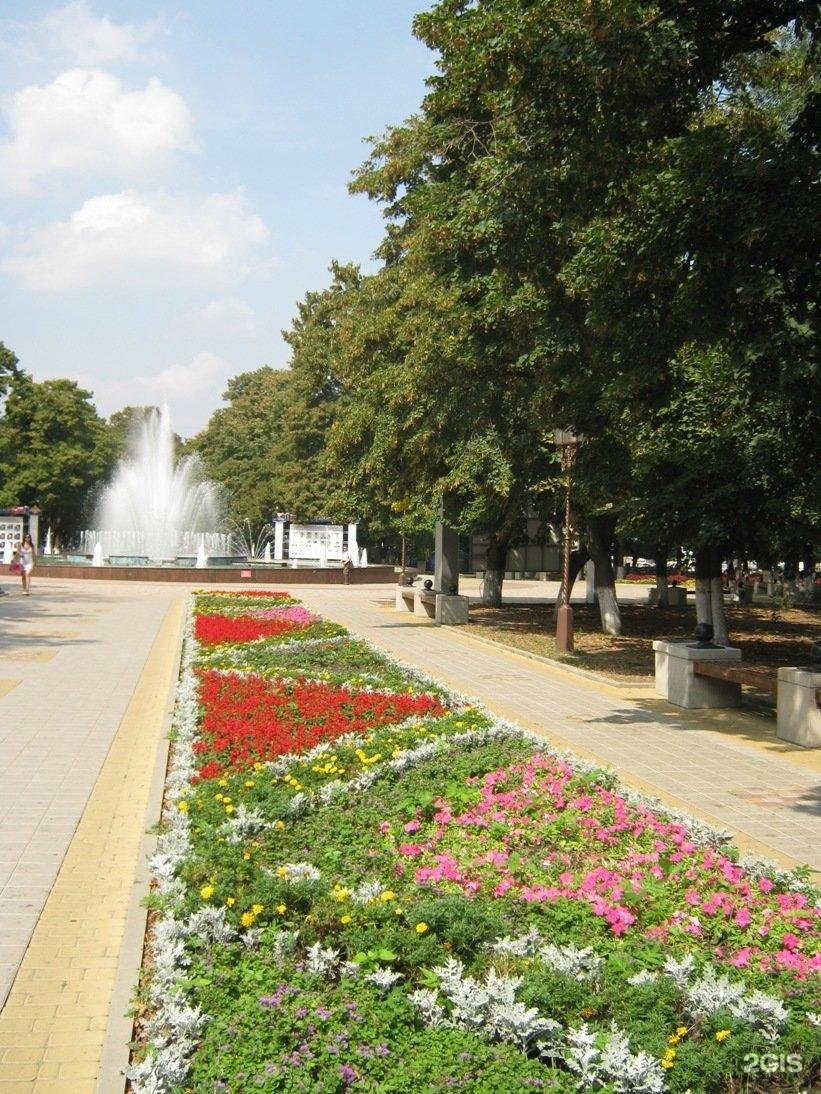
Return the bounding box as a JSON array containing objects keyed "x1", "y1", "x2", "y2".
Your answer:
[{"x1": 81, "y1": 407, "x2": 230, "y2": 562}]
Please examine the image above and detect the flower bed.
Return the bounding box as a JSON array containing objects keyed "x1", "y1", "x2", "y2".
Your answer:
[{"x1": 130, "y1": 590, "x2": 820, "y2": 1092}]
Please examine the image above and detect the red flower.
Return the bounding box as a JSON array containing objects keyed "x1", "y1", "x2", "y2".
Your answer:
[
  {"x1": 194, "y1": 613, "x2": 304, "y2": 646},
  {"x1": 193, "y1": 670, "x2": 446, "y2": 777}
]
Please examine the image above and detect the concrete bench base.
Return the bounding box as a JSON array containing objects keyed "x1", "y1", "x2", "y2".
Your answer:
[
  {"x1": 777, "y1": 668, "x2": 821, "y2": 747},
  {"x1": 653, "y1": 641, "x2": 742, "y2": 708},
  {"x1": 435, "y1": 593, "x2": 469, "y2": 625}
]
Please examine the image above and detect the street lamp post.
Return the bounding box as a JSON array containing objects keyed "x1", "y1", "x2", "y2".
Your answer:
[{"x1": 553, "y1": 430, "x2": 580, "y2": 653}]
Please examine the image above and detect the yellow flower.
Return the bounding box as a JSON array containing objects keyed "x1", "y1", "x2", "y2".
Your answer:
[
  {"x1": 715, "y1": 1030, "x2": 731, "y2": 1043},
  {"x1": 214, "y1": 793, "x2": 224, "y2": 802},
  {"x1": 243, "y1": 851, "x2": 251, "y2": 861},
  {"x1": 676, "y1": 1027, "x2": 688, "y2": 1037},
  {"x1": 667, "y1": 1035, "x2": 680, "y2": 1046},
  {"x1": 225, "y1": 804, "x2": 234, "y2": 814},
  {"x1": 218, "y1": 778, "x2": 229, "y2": 788},
  {"x1": 240, "y1": 911, "x2": 255, "y2": 928},
  {"x1": 252, "y1": 903, "x2": 264, "y2": 915},
  {"x1": 225, "y1": 897, "x2": 235, "y2": 907},
  {"x1": 340, "y1": 914, "x2": 352, "y2": 924},
  {"x1": 274, "y1": 820, "x2": 285, "y2": 830},
  {"x1": 276, "y1": 903, "x2": 287, "y2": 915},
  {"x1": 177, "y1": 800, "x2": 189, "y2": 812},
  {"x1": 380, "y1": 890, "x2": 396, "y2": 902},
  {"x1": 276, "y1": 866, "x2": 288, "y2": 877},
  {"x1": 200, "y1": 884, "x2": 215, "y2": 900},
  {"x1": 245, "y1": 779, "x2": 255, "y2": 788},
  {"x1": 415, "y1": 922, "x2": 429, "y2": 935}
]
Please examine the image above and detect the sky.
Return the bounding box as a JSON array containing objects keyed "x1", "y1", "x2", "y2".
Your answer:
[{"x1": 0, "y1": 1, "x2": 435, "y2": 437}]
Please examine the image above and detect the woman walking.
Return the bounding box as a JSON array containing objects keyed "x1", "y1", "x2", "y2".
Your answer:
[{"x1": 19, "y1": 532, "x2": 35, "y2": 595}]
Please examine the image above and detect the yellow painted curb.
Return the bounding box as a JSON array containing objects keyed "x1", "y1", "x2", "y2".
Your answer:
[{"x1": 0, "y1": 598, "x2": 185, "y2": 1092}]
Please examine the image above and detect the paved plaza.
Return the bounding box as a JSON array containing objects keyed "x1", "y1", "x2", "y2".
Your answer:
[{"x1": 0, "y1": 577, "x2": 818, "y2": 1091}]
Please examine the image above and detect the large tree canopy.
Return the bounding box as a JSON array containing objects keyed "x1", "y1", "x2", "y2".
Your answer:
[
  {"x1": 0, "y1": 371, "x2": 114, "y2": 541},
  {"x1": 326, "y1": 0, "x2": 819, "y2": 622}
]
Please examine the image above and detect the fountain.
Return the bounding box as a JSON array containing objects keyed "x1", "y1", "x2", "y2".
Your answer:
[{"x1": 81, "y1": 406, "x2": 229, "y2": 563}]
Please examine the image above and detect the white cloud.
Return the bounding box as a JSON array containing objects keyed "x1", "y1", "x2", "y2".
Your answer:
[
  {"x1": 137, "y1": 351, "x2": 231, "y2": 400},
  {"x1": 180, "y1": 297, "x2": 257, "y2": 336},
  {"x1": 38, "y1": 1, "x2": 165, "y2": 65},
  {"x1": 3, "y1": 189, "x2": 270, "y2": 292},
  {"x1": 0, "y1": 68, "x2": 195, "y2": 191}
]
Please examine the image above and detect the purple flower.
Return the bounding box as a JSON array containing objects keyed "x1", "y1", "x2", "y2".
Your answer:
[
  {"x1": 315, "y1": 1006, "x2": 332, "y2": 1020},
  {"x1": 340, "y1": 1063, "x2": 357, "y2": 1086},
  {"x1": 375, "y1": 1043, "x2": 390, "y2": 1058}
]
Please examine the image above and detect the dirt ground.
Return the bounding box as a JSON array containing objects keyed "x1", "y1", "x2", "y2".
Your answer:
[{"x1": 465, "y1": 600, "x2": 820, "y2": 681}]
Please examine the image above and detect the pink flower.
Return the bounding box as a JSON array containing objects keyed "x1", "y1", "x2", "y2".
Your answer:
[
  {"x1": 403, "y1": 820, "x2": 421, "y2": 833},
  {"x1": 758, "y1": 877, "x2": 774, "y2": 893},
  {"x1": 378, "y1": 821, "x2": 391, "y2": 835},
  {"x1": 734, "y1": 907, "x2": 752, "y2": 928},
  {"x1": 730, "y1": 948, "x2": 752, "y2": 967}
]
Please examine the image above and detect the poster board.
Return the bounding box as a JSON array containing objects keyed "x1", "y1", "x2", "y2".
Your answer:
[
  {"x1": 288, "y1": 523, "x2": 344, "y2": 561},
  {"x1": 0, "y1": 517, "x2": 23, "y2": 557}
]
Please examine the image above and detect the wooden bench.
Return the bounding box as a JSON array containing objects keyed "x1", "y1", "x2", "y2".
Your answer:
[{"x1": 693, "y1": 662, "x2": 777, "y2": 695}]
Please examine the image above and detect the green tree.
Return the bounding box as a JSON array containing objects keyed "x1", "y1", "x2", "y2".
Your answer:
[
  {"x1": 0, "y1": 341, "x2": 22, "y2": 397},
  {"x1": 344, "y1": 0, "x2": 818, "y2": 628},
  {"x1": 0, "y1": 374, "x2": 114, "y2": 542}
]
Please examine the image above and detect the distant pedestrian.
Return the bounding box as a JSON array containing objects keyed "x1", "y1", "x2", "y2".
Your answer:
[
  {"x1": 341, "y1": 549, "x2": 353, "y2": 585},
  {"x1": 19, "y1": 532, "x2": 35, "y2": 595}
]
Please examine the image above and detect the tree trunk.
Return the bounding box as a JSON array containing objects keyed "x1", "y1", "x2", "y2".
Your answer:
[
  {"x1": 654, "y1": 545, "x2": 669, "y2": 608},
  {"x1": 695, "y1": 547, "x2": 728, "y2": 645},
  {"x1": 480, "y1": 535, "x2": 508, "y2": 606},
  {"x1": 553, "y1": 544, "x2": 590, "y2": 615},
  {"x1": 711, "y1": 576, "x2": 729, "y2": 646},
  {"x1": 587, "y1": 515, "x2": 622, "y2": 635}
]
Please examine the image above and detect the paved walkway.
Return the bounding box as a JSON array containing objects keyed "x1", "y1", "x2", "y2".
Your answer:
[{"x1": 0, "y1": 577, "x2": 817, "y2": 1091}]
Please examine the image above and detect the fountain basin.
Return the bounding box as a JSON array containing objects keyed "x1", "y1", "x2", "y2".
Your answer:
[{"x1": 31, "y1": 560, "x2": 395, "y2": 584}]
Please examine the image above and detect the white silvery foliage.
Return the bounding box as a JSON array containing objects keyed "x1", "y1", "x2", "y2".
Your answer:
[
  {"x1": 365, "y1": 967, "x2": 403, "y2": 992},
  {"x1": 662, "y1": 954, "x2": 697, "y2": 989},
  {"x1": 538, "y1": 942, "x2": 604, "y2": 982},
  {"x1": 129, "y1": 609, "x2": 210, "y2": 1093},
  {"x1": 731, "y1": 990, "x2": 788, "y2": 1043},
  {"x1": 807, "y1": 1012, "x2": 821, "y2": 1028},
  {"x1": 487, "y1": 929, "x2": 602, "y2": 981},
  {"x1": 565, "y1": 1024, "x2": 666, "y2": 1094},
  {"x1": 488, "y1": 924, "x2": 543, "y2": 957},
  {"x1": 272, "y1": 929, "x2": 299, "y2": 959},
  {"x1": 565, "y1": 1024, "x2": 601, "y2": 1088},
  {"x1": 285, "y1": 791, "x2": 308, "y2": 817},
  {"x1": 628, "y1": 970, "x2": 659, "y2": 986},
  {"x1": 240, "y1": 927, "x2": 262, "y2": 950},
  {"x1": 419, "y1": 957, "x2": 561, "y2": 1051},
  {"x1": 220, "y1": 803, "x2": 268, "y2": 843},
  {"x1": 351, "y1": 879, "x2": 387, "y2": 905},
  {"x1": 599, "y1": 1024, "x2": 666, "y2": 1093},
  {"x1": 185, "y1": 906, "x2": 237, "y2": 946},
  {"x1": 272, "y1": 861, "x2": 322, "y2": 883},
  {"x1": 408, "y1": 988, "x2": 447, "y2": 1028},
  {"x1": 656, "y1": 960, "x2": 788, "y2": 1042},
  {"x1": 305, "y1": 941, "x2": 341, "y2": 977},
  {"x1": 318, "y1": 779, "x2": 345, "y2": 804},
  {"x1": 736, "y1": 853, "x2": 814, "y2": 894}
]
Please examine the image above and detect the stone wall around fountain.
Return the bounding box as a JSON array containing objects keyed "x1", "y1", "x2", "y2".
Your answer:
[{"x1": 29, "y1": 561, "x2": 396, "y2": 585}]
